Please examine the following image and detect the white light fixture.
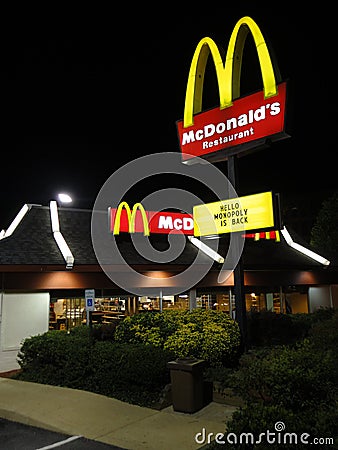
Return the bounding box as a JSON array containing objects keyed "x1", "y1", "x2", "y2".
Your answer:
[
  {"x1": 188, "y1": 235, "x2": 224, "y2": 264},
  {"x1": 50, "y1": 200, "x2": 74, "y2": 269},
  {"x1": 58, "y1": 193, "x2": 73, "y2": 204},
  {"x1": 281, "y1": 226, "x2": 330, "y2": 266},
  {"x1": 0, "y1": 204, "x2": 30, "y2": 240},
  {"x1": 50, "y1": 200, "x2": 60, "y2": 233},
  {"x1": 203, "y1": 234, "x2": 220, "y2": 240}
]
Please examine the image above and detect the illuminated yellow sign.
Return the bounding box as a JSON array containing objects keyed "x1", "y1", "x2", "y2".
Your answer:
[
  {"x1": 177, "y1": 16, "x2": 288, "y2": 162},
  {"x1": 193, "y1": 191, "x2": 275, "y2": 236}
]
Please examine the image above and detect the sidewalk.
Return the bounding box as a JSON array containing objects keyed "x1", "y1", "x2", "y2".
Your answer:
[{"x1": 0, "y1": 376, "x2": 238, "y2": 450}]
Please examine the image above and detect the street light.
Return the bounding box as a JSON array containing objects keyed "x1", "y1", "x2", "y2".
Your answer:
[{"x1": 58, "y1": 193, "x2": 73, "y2": 204}]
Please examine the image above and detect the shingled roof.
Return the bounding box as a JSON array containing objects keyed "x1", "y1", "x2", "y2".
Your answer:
[
  {"x1": 0, "y1": 205, "x2": 96, "y2": 265},
  {"x1": 0, "y1": 204, "x2": 208, "y2": 267},
  {"x1": 0, "y1": 203, "x2": 335, "y2": 274}
]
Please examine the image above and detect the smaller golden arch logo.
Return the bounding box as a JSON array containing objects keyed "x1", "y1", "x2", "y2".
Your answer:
[{"x1": 113, "y1": 202, "x2": 150, "y2": 236}]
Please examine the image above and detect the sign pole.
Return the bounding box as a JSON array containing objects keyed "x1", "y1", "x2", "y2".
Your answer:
[{"x1": 227, "y1": 155, "x2": 248, "y2": 350}]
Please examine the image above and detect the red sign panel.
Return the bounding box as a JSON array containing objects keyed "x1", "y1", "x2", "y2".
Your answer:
[
  {"x1": 177, "y1": 82, "x2": 287, "y2": 162},
  {"x1": 110, "y1": 208, "x2": 194, "y2": 235}
]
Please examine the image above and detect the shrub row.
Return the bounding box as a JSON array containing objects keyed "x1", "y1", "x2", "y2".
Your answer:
[
  {"x1": 15, "y1": 308, "x2": 242, "y2": 406},
  {"x1": 16, "y1": 327, "x2": 175, "y2": 407},
  {"x1": 208, "y1": 308, "x2": 338, "y2": 448},
  {"x1": 246, "y1": 307, "x2": 336, "y2": 347}
]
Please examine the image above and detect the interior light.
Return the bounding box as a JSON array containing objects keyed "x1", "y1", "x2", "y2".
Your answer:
[
  {"x1": 281, "y1": 226, "x2": 330, "y2": 266},
  {"x1": 188, "y1": 236, "x2": 224, "y2": 264}
]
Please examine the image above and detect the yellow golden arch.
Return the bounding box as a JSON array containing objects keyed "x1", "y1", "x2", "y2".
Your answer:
[
  {"x1": 113, "y1": 202, "x2": 150, "y2": 236},
  {"x1": 184, "y1": 16, "x2": 280, "y2": 128}
]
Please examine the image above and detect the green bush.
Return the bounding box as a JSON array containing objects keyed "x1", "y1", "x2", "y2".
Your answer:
[
  {"x1": 84, "y1": 342, "x2": 174, "y2": 406},
  {"x1": 216, "y1": 403, "x2": 338, "y2": 449},
  {"x1": 246, "y1": 308, "x2": 336, "y2": 348},
  {"x1": 207, "y1": 312, "x2": 338, "y2": 448},
  {"x1": 15, "y1": 309, "x2": 241, "y2": 406},
  {"x1": 164, "y1": 323, "x2": 202, "y2": 358},
  {"x1": 200, "y1": 322, "x2": 239, "y2": 366},
  {"x1": 90, "y1": 322, "x2": 119, "y2": 341},
  {"x1": 16, "y1": 330, "x2": 92, "y2": 388},
  {"x1": 246, "y1": 310, "x2": 307, "y2": 347},
  {"x1": 308, "y1": 308, "x2": 338, "y2": 352},
  {"x1": 114, "y1": 310, "x2": 182, "y2": 346},
  {"x1": 115, "y1": 309, "x2": 241, "y2": 367},
  {"x1": 230, "y1": 340, "x2": 336, "y2": 410},
  {"x1": 16, "y1": 328, "x2": 175, "y2": 407}
]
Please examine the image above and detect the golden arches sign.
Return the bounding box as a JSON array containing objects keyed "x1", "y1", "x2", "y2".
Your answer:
[
  {"x1": 113, "y1": 201, "x2": 150, "y2": 236},
  {"x1": 177, "y1": 16, "x2": 288, "y2": 162},
  {"x1": 184, "y1": 16, "x2": 278, "y2": 127}
]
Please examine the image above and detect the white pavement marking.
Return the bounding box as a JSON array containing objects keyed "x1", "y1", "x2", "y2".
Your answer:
[{"x1": 36, "y1": 434, "x2": 83, "y2": 449}]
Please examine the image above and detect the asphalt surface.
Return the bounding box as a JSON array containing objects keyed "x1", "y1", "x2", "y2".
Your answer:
[{"x1": 0, "y1": 418, "x2": 126, "y2": 450}]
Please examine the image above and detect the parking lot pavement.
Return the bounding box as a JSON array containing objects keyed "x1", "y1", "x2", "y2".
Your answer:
[{"x1": 0, "y1": 418, "x2": 126, "y2": 450}]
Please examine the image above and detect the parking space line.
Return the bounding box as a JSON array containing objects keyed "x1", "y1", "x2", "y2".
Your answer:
[{"x1": 36, "y1": 434, "x2": 83, "y2": 449}]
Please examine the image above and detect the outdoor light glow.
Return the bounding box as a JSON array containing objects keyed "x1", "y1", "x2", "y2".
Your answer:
[
  {"x1": 58, "y1": 193, "x2": 72, "y2": 203},
  {"x1": 188, "y1": 236, "x2": 224, "y2": 264},
  {"x1": 281, "y1": 226, "x2": 330, "y2": 266}
]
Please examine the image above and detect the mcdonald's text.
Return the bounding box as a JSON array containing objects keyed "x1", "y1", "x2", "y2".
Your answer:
[{"x1": 177, "y1": 82, "x2": 287, "y2": 161}]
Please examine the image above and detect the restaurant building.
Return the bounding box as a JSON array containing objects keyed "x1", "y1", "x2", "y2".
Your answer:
[{"x1": 0, "y1": 201, "x2": 337, "y2": 372}]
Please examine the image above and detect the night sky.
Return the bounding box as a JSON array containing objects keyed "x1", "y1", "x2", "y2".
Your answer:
[{"x1": 1, "y1": 6, "x2": 336, "y2": 235}]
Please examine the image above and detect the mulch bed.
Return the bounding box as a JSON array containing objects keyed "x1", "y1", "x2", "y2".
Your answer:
[{"x1": 0, "y1": 369, "x2": 21, "y2": 378}]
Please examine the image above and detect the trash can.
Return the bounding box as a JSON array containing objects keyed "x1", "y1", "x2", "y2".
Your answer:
[{"x1": 167, "y1": 357, "x2": 206, "y2": 413}]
